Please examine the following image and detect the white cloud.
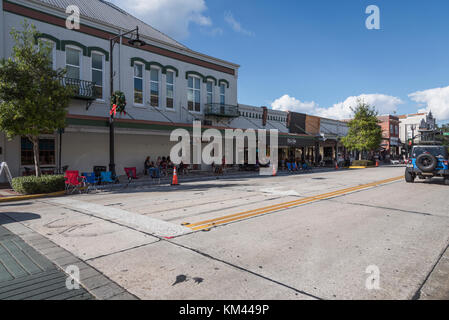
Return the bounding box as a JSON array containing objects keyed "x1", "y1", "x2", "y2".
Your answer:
[
  {"x1": 110, "y1": 0, "x2": 212, "y2": 39},
  {"x1": 409, "y1": 86, "x2": 449, "y2": 121},
  {"x1": 316, "y1": 94, "x2": 403, "y2": 120},
  {"x1": 271, "y1": 94, "x2": 403, "y2": 120},
  {"x1": 224, "y1": 11, "x2": 254, "y2": 36},
  {"x1": 272, "y1": 95, "x2": 319, "y2": 113}
]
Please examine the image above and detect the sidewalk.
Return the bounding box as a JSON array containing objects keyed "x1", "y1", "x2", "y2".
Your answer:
[
  {"x1": 0, "y1": 214, "x2": 138, "y2": 300},
  {"x1": 0, "y1": 225, "x2": 94, "y2": 300}
]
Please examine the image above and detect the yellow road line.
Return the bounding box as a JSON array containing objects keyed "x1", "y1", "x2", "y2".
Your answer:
[{"x1": 186, "y1": 176, "x2": 403, "y2": 231}]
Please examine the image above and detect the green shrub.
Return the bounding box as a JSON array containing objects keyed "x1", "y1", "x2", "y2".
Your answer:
[
  {"x1": 351, "y1": 160, "x2": 374, "y2": 167},
  {"x1": 12, "y1": 175, "x2": 65, "y2": 195}
]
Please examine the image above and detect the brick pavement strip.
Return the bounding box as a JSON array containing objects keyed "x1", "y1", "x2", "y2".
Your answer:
[{"x1": 0, "y1": 223, "x2": 138, "y2": 300}]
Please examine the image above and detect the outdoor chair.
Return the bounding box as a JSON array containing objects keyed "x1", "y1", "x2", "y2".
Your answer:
[
  {"x1": 100, "y1": 171, "x2": 116, "y2": 185},
  {"x1": 302, "y1": 163, "x2": 313, "y2": 172},
  {"x1": 82, "y1": 172, "x2": 98, "y2": 193},
  {"x1": 64, "y1": 171, "x2": 86, "y2": 194},
  {"x1": 124, "y1": 167, "x2": 138, "y2": 184},
  {"x1": 292, "y1": 163, "x2": 297, "y2": 172},
  {"x1": 286, "y1": 162, "x2": 292, "y2": 172}
]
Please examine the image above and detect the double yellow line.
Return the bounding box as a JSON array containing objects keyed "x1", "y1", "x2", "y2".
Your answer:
[{"x1": 184, "y1": 176, "x2": 403, "y2": 231}]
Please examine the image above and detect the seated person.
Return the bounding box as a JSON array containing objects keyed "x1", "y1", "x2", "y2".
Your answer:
[
  {"x1": 149, "y1": 161, "x2": 160, "y2": 178},
  {"x1": 144, "y1": 156, "x2": 151, "y2": 175}
]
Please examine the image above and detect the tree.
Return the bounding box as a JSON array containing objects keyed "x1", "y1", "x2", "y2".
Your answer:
[
  {"x1": 341, "y1": 100, "x2": 383, "y2": 160},
  {"x1": 0, "y1": 21, "x2": 73, "y2": 176},
  {"x1": 437, "y1": 123, "x2": 449, "y2": 147}
]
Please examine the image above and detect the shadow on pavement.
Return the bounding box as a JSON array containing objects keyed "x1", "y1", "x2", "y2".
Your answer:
[
  {"x1": 0, "y1": 202, "x2": 33, "y2": 208},
  {"x1": 0, "y1": 212, "x2": 41, "y2": 225}
]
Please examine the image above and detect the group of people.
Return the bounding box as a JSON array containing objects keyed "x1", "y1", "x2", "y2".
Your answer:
[
  {"x1": 144, "y1": 156, "x2": 174, "y2": 178},
  {"x1": 279, "y1": 158, "x2": 313, "y2": 172}
]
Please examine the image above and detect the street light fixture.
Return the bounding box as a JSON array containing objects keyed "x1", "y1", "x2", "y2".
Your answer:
[{"x1": 109, "y1": 26, "x2": 146, "y2": 178}]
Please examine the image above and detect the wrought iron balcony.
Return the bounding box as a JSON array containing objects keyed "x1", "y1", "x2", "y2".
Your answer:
[
  {"x1": 205, "y1": 103, "x2": 239, "y2": 118},
  {"x1": 59, "y1": 77, "x2": 95, "y2": 101}
]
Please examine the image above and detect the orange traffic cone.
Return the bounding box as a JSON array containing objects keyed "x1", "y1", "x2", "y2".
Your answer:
[
  {"x1": 171, "y1": 167, "x2": 179, "y2": 186},
  {"x1": 272, "y1": 164, "x2": 277, "y2": 176},
  {"x1": 375, "y1": 161, "x2": 379, "y2": 167},
  {"x1": 335, "y1": 162, "x2": 339, "y2": 170}
]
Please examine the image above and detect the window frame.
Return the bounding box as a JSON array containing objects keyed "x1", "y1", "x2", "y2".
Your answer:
[
  {"x1": 149, "y1": 67, "x2": 161, "y2": 108},
  {"x1": 133, "y1": 62, "x2": 145, "y2": 107},
  {"x1": 39, "y1": 39, "x2": 57, "y2": 70},
  {"x1": 65, "y1": 45, "x2": 82, "y2": 80},
  {"x1": 219, "y1": 83, "x2": 226, "y2": 106},
  {"x1": 206, "y1": 80, "x2": 214, "y2": 105},
  {"x1": 187, "y1": 75, "x2": 202, "y2": 113},
  {"x1": 91, "y1": 51, "x2": 105, "y2": 101},
  {"x1": 20, "y1": 136, "x2": 56, "y2": 167},
  {"x1": 165, "y1": 70, "x2": 175, "y2": 110}
]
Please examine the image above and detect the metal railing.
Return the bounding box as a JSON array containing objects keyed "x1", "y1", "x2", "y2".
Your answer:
[
  {"x1": 204, "y1": 103, "x2": 239, "y2": 118},
  {"x1": 59, "y1": 77, "x2": 95, "y2": 100}
]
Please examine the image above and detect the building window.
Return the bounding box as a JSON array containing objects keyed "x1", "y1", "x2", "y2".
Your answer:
[
  {"x1": 220, "y1": 83, "x2": 225, "y2": 105},
  {"x1": 150, "y1": 68, "x2": 160, "y2": 107},
  {"x1": 188, "y1": 76, "x2": 201, "y2": 112},
  {"x1": 166, "y1": 70, "x2": 175, "y2": 109},
  {"x1": 91, "y1": 52, "x2": 104, "y2": 100},
  {"x1": 66, "y1": 47, "x2": 81, "y2": 79},
  {"x1": 21, "y1": 137, "x2": 55, "y2": 166},
  {"x1": 134, "y1": 63, "x2": 143, "y2": 105},
  {"x1": 206, "y1": 81, "x2": 214, "y2": 105},
  {"x1": 40, "y1": 40, "x2": 56, "y2": 70}
]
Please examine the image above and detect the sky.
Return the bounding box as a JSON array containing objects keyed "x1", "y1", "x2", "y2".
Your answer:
[{"x1": 110, "y1": 0, "x2": 449, "y2": 122}]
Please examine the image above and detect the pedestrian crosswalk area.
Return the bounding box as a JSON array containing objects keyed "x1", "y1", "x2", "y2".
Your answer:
[{"x1": 0, "y1": 226, "x2": 93, "y2": 300}]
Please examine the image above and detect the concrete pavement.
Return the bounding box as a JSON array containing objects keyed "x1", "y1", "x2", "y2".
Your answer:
[{"x1": 0, "y1": 166, "x2": 448, "y2": 299}]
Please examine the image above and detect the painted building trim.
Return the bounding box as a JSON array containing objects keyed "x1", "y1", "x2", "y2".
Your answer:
[
  {"x1": 219, "y1": 79, "x2": 230, "y2": 88},
  {"x1": 147, "y1": 61, "x2": 164, "y2": 70},
  {"x1": 34, "y1": 32, "x2": 60, "y2": 49},
  {"x1": 204, "y1": 76, "x2": 218, "y2": 85},
  {"x1": 61, "y1": 40, "x2": 88, "y2": 56},
  {"x1": 185, "y1": 71, "x2": 206, "y2": 82},
  {"x1": 3, "y1": 0, "x2": 237, "y2": 75},
  {"x1": 130, "y1": 57, "x2": 147, "y2": 67},
  {"x1": 162, "y1": 65, "x2": 179, "y2": 76},
  {"x1": 87, "y1": 46, "x2": 109, "y2": 61}
]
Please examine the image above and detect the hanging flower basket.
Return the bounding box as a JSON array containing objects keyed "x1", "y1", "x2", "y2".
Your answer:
[{"x1": 110, "y1": 91, "x2": 127, "y2": 116}]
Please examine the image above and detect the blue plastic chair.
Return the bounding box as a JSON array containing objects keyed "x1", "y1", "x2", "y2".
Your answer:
[
  {"x1": 82, "y1": 172, "x2": 98, "y2": 192},
  {"x1": 100, "y1": 171, "x2": 115, "y2": 185},
  {"x1": 286, "y1": 162, "x2": 292, "y2": 172},
  {"x1": 303, "y1": 163, "x2": 313, "y2": 172},
  {"x1": 292, "y1": 163, "x2": 297, "y2": 171}
]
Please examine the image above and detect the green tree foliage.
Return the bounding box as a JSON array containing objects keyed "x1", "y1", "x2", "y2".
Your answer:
[
  {"x1": 437, "y1": 123, "x2": 449, "y2": 147},
  {"x1": 0, "y1": 21, "x2": 73, "y2": 176},
  {"x1": 341, "y1": 100, "x2": 383, "y2": 160}
]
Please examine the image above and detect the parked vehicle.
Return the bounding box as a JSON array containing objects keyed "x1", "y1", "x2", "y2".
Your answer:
[{"x1": 405, "y1": 145, "x2": 449, "y2": 184}]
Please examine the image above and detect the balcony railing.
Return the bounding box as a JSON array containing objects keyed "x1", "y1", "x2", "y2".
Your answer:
[
  {"x1": 205, "y1": 103, "x2": 239, "y2": 118},
  {"x1": 59, "y1": 77, "x2": 95, "y2": 101}
]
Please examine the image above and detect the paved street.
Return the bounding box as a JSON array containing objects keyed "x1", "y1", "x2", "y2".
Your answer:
[{"x1": 1, "y1": 166, "x2": 448, "y2": 300}]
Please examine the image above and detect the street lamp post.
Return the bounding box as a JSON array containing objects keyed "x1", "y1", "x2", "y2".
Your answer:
[{"x1": 109, "y1": 26, "x2": 146, "y2": 178}]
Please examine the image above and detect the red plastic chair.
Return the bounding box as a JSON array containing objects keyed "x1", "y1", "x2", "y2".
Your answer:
[
  {"x1": 64, "y1": 171, "x2": 86, "y2": 194},
  {"x1": 124, "y1": 167, "x2": 138, "y2": 184}
]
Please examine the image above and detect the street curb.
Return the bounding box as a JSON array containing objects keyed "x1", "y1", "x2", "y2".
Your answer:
[{"x1": 0, "y1": 191, "x2": 66, "y2": 203}]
